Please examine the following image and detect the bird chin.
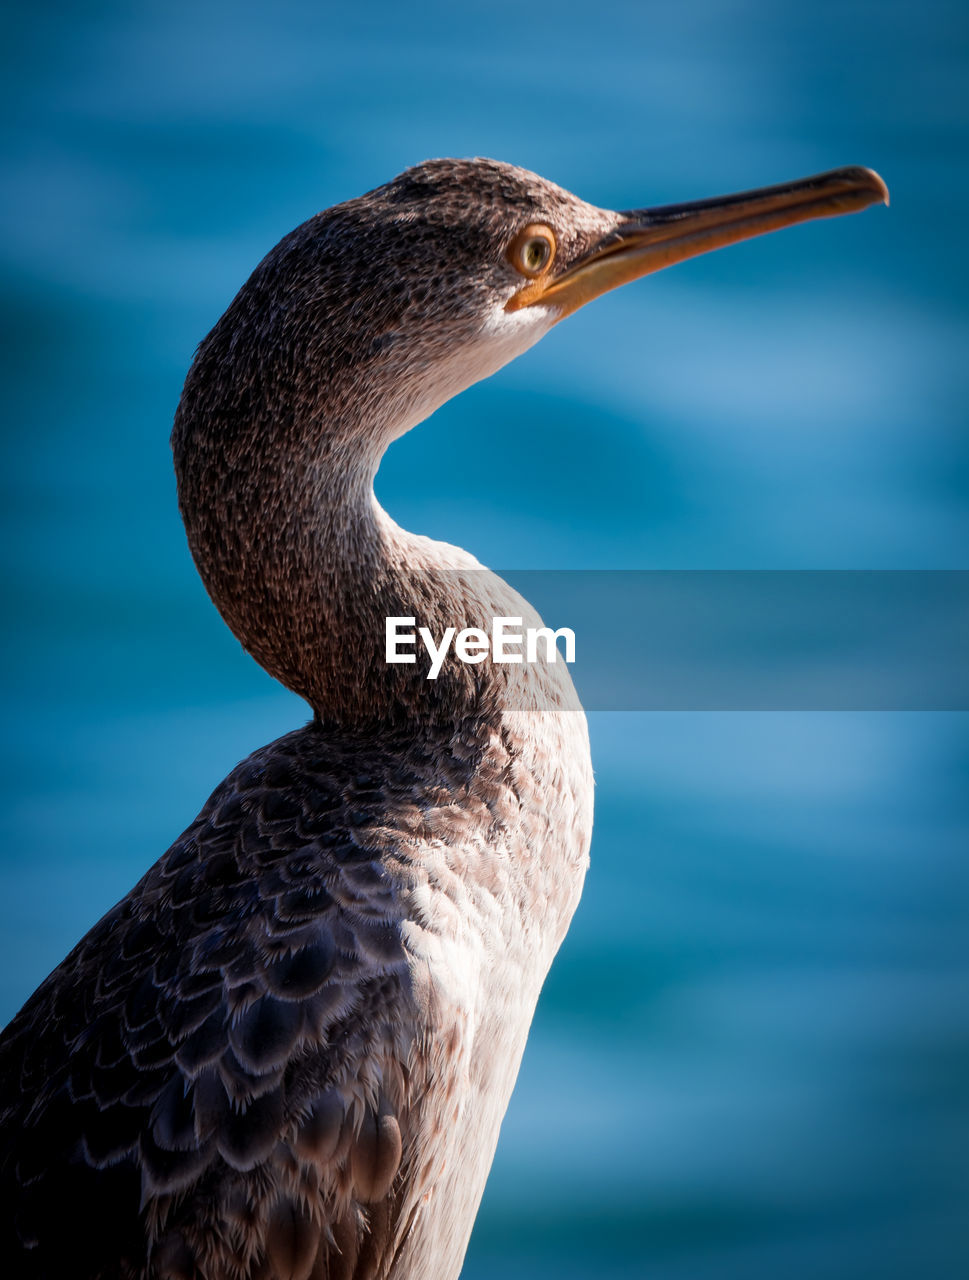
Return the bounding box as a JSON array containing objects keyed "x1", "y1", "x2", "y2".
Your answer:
[
  {"x1": 382, "y1": 301, "x2": 560, "y2": 444},
  {"x1": 470, "y1": 297, "x2": 563, "y2": 381}
]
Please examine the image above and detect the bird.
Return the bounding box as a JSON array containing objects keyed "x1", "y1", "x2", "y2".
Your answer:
[{"x1": 0, "y1": 157, "x2": 887, "y2": 1280}]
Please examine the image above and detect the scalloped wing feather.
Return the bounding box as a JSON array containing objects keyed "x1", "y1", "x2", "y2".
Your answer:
[{"x1": 0, "y1": 722, "x2": 472, "y2": 1280}]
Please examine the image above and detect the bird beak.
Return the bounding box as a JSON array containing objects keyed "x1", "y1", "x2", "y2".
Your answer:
[{"x1": 507, "y1": 166, "x2": 889, "y2": 315}]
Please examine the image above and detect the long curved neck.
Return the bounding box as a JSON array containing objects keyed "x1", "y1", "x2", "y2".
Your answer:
[{"x1": 173, "y1": 391, "x2": 567, "y2": 727}]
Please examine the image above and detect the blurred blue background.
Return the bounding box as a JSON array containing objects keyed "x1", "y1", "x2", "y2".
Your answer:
[{"x1": 1, "y1": 1, "x2": 967, "y2": 1276}]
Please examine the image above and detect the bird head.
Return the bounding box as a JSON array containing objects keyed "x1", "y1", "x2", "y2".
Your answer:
[{"x1": 177, "y1": 157, "x2": 887, "y2": 463}]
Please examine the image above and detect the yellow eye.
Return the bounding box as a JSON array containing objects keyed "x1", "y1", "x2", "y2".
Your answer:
[{"x1": 508, "y1": 224, "x2": 556, "y2": 278}]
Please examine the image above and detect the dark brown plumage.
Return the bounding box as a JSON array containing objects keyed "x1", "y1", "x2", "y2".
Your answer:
[
  {"x1": 0, "y1": 711, "x2": 585, "y2": 1278},
  {"x1": 0, "y1": 156, "x2": 886, "y2": 1279}
]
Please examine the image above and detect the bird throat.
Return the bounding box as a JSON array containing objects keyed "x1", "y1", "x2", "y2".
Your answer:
[{"x1": 172, "y1": 395, "x2": 567, "y2": 728}]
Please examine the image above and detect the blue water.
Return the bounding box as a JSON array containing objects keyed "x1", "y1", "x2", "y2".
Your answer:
[{"x1": 1, "y1": 1, "x2": 967, "y2": 1276}]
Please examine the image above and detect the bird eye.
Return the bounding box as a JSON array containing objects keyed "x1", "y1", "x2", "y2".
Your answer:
[{"x1": 508, "y1": 224, "x2": 556, "y2": 278}]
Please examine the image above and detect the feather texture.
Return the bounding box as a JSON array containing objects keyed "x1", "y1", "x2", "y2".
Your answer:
[
  {"x1": 0, "y1": 711, "x2": 592, "y2": 1278},
  {"x1": 0, "y1": 158, "x2": 603, "y2": 1278}
]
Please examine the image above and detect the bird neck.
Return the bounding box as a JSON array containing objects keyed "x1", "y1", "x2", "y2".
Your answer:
[{"x1": 174, "y1": 413, "x2": 527, "y2": 726}]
